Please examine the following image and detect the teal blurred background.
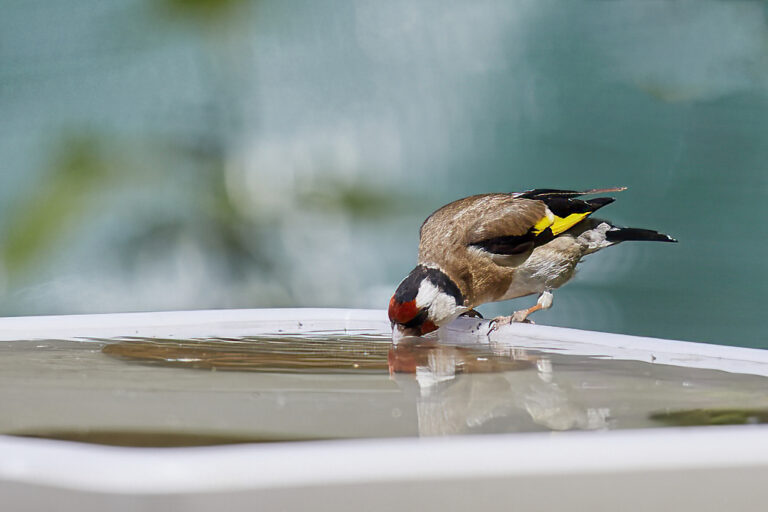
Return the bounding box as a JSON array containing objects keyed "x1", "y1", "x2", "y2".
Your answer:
[{"x1": 0, "y1": 0, "x2": 766, "y2": 347}]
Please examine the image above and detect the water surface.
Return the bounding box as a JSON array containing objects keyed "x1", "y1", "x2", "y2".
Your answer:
[{"x1": 2, "y1": 333, "x2": 767, "y2": 446}]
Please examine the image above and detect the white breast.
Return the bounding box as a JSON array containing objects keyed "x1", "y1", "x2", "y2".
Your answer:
[{"x1": 498, "y1": 239, "x2": 583, "y2": 301}]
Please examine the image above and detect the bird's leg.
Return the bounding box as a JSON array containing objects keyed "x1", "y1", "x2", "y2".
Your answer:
[
  {"x1": 511, "y1": 290, "x2": 554, "y2": 323},
  {"x1": 491, "y1": 291, "x2": 554, "y2": 330}
]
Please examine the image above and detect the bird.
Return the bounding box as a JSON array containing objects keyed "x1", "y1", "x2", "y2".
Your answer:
[{"x1": 388, "y1": 187, "x2": 676, "y2": 338}]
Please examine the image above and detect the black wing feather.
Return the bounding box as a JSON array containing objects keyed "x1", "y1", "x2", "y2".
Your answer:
[
  {"x1": 515, "y1": 187, "x2": 626, "y2": 200},
  {"x1": 469, "y1": 228, "x2": 555, "y2": 255},
  {"x1": 471, "y1": 188, "x2": 625, "y2": 257},
  {"x1": 516, "y1": 188, "x2": 623, "y2": 218}
]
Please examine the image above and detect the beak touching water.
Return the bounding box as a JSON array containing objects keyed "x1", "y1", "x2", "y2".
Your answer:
[
  {"x1": 391, "y1": 322, "x2": 427, "y2": 341},
  {"x1": 388, "y1": 294, "x2": 438, "y2": 341}
]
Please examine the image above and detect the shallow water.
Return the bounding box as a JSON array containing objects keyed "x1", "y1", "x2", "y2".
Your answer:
[{"x1": 2, "y1": 333, "x2": 768, "y2": 447}]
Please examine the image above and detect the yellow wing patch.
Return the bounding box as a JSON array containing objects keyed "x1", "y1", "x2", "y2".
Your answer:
[
  {"x1": 531, "y1": 211, "x2": 590, "y2": 236},
  {"x1": 550, "y1": 212, "x2": 590, "y2": 235},
  {"x1": 531, "y1": 213, "x2": 554, "y2": 234}
]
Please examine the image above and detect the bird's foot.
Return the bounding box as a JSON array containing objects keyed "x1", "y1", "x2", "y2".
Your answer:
[
  {"x1": 488, "y1": 313, "x2": 533, "y2": 333},
  {"x1": 511, "y1": 309, "x2": 534, "y2": 323}
]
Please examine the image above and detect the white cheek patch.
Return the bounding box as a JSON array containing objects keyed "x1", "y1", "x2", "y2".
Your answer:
[
  {"x1": 414, "y1": 279, "x2": 440, "y2": 309},
  {"x1": 415, "y1": 280, "x2": 467, "y2": 325}
]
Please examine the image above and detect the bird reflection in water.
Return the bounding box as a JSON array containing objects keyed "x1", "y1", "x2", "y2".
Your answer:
[
  {"x1": 388, "y1": 337, "x2": 612, "y2": 435},
  {"x1": 102, "y1": 332, "x2": 613, "y2": 435}
]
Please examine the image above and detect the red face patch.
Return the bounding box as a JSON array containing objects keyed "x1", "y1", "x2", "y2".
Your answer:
[{"x1": 388, "y1": 296, "x2": 419, "y2": 325}]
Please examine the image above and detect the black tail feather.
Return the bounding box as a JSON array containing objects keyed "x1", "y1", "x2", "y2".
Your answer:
[
  {"x1": 586, "y1": 197, "x2": 616, "y2": 210},
  {"x1": 606, "y1": 227, "x2": 677, "y2": 243}
]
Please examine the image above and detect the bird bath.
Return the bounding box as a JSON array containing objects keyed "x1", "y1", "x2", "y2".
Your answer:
[{"x1": 2, "y1": 308, "x2": 768, "y2": 511}]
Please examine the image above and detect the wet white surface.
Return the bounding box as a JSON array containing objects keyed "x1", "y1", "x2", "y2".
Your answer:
[{"x1": 2, "y1": 308, "x2": 768, "y2": 511}]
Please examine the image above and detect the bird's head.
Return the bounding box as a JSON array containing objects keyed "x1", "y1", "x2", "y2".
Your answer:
[{"x1": 388, "y1": 265, "x2": 466, "y2": 338}]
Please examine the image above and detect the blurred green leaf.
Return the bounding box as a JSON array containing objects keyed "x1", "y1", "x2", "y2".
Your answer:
[
  {"x1": 153, "y1": 0, "x2": 255, "y2": 24},
  {"x1": 299, "y1": 179, "x2": 409, "y2": 218},
  {"x1": 2, "y1": 135, "x2": 111, "y2": 276}
]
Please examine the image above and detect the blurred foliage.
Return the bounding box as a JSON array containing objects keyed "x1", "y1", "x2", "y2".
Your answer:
[
  {"x1": 1, "y1": 135, "x2": 113, "y2": 276},
  {"x1": 153, "y1": 0, "x2": 256, "y2": 24},
  {"x1": 300, "y1": 179, "x2": 401, "y2": 218},
  {"x1": 0, "y1": 128, "x2": 279, "y2": 288},
  {"x1": 1, "y1": 0, "x2": 766, "y2": 346}
]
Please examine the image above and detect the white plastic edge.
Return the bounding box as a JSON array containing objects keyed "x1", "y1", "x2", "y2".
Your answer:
[
  {"x1": 1, "y1": 307, "x2": 766, "y2": 375},
  {"x1": 2, "y1": 308, "x2": 768, "y2": 494},
  {"x1": 2, "y1": 426, "x2": 768, "y2": 494},
  {"x1": 0, "y1": 308, "x2": 389, "y2": 341}
]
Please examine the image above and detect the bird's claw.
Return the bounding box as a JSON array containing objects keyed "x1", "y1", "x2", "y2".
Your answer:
[
  {"x1": 488, "y1": 313, "x2": 534, "y2": 334},
  {"x1": 488, "y1": 316, "x2": 511, "y2": 333}
]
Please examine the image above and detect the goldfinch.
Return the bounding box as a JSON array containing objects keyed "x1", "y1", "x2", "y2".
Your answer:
[{"x1": 388, "y1": 188, "x2": 676, "y2": 338}]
